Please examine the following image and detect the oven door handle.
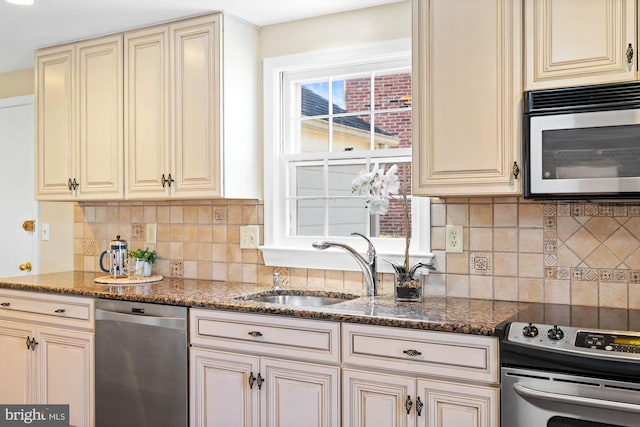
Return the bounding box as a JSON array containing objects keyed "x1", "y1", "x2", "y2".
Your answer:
[{"x1": 514, "y1": 383, "x2": 640, "y2": 414}]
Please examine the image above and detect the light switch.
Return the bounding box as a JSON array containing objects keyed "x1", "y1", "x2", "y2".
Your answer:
[
  {"x1": 145, "y1": 223, "x2": 157, "y2": 244},
  {"x1": 41, "y1": 223, "x2": 50, "y2": 241}
]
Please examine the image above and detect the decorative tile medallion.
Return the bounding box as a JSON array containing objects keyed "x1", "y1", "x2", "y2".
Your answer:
[
  {"x1": 214, "y1": 208, "x2": 226, "y2": 224},
  {"x1": 470, "y1": 253, "x2": 492, "y2": 275},
  {"x1": 170, "y1": 261, "x2": 184, "y2": 278},
  {"x1": 83, "y1": 239, "x2": 96, "y2": 256},
  {"x1": 131, "y1": 223, "x2": 144, "y2": 240}
]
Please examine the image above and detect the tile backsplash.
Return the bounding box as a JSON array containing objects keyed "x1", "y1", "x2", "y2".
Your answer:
[{"x1": 74, "y1": 197, "x2": 640, "y2": 308}]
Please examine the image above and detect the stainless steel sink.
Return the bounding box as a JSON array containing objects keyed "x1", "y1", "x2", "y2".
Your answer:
[{"x1": 238, "y1": 291, "x2": 358, "y2": 307}]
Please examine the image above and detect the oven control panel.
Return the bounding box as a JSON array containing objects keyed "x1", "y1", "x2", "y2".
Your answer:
[{"x1": 505, "y1": 322, "x2": 640, "y2": 360}]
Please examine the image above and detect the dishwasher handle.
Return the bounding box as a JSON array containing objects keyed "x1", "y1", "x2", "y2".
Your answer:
[{"x1": 95, "y1": 308, "x2": 186, "y2": 331}]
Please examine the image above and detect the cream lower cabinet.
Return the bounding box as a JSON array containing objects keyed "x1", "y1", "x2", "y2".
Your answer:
[
  {"x1": 412, "y1": 0, "x2": 522, "y2": 197},
  {"x1": 342, "y1": 323, "x2": 499, "y2": 427},
  {"x1": 190, "y1": 309, "x2": 341, "y2": 427},
  {"x1": 525, "y1": 0, "x2": 637, "y2": 90},
  {"x1": 0, "y1": 289, "x2": 94, "y2": 427}
]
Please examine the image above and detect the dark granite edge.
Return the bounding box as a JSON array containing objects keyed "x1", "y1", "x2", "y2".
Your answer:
[{"x1": 0, "y1": 278, "x2": 513, "y2": 337}]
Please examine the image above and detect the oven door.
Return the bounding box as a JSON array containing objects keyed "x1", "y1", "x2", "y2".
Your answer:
[
  {"x1": 502, "y1": 367, "x2": 640, "y2": 427},
  {"x1": 526, "y1": 108, "x2": 640, "y2": 198}
]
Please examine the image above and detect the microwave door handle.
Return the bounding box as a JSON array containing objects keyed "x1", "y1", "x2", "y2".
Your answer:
[{"x1": 513, "y1": 383, "x2": 640, "y2": 414}]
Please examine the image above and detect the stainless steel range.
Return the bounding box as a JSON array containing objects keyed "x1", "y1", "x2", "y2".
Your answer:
[{"x1": 500, "y1": 308, "x2": 640, "y2": 427}]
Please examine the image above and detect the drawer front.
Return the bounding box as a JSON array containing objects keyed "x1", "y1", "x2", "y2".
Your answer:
[
  {"x1": 0, "y1": 289, "x2": 93, "y2": 330},
  {"x1": 342, "y1": 323, "x2": 498, "y2": 384},
  {"x1": 190, "y1": 309, "x2": 340, "y2": 363}
]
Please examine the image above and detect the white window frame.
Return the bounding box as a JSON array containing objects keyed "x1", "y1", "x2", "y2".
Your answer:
[{"x1": 261, "y1": 39, "x2": 432, "y2": 272}]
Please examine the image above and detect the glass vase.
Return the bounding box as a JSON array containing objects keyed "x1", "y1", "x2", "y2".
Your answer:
[{"x1": 394, "y1": 274, "x2": 424, "y2": 302}]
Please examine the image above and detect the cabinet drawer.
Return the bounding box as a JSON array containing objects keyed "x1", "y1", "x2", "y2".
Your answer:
[
  {"x1": 0, "y1": 289, "x2": 93, "y2": 330},
  {"x1": 190, "y1": 309, "x2": 340, "y2": 363},
  {"x1": 342, "y1": 323, "x2": 498, "y2": 384}
]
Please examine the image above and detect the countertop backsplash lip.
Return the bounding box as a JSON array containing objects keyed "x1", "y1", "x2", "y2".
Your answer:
[{"x1": 0, "y1": 271, "x2": 526, "y2": 336}]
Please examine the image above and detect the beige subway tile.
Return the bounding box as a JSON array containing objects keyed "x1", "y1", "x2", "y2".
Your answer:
[
  {"x1": 94, "y1": 223, "x2": 107, "y2": 241},
  {"x1": 469, "y1": 197, "x2": 493, "y2": 204},
  {"x1": 157, "y1": 206, "x2": 170, "y2": 223},
  {"x1": 198, "y1": 206, "x2": 213, "y2": 224},
  {"x1": 469, "y1": 228, "x2": 492, "y2": 251},
  {"x1": 519, "y1": 229, "x2": 543, "y2": 253},
  {"x1": 571, "y1": 280, "x2": 599, "y2": 306},
  {"x1": 446, "y1": 274, "x2": 469, "y2": 297},
  {"x1": 242, "y1": 249, "x2": 258, "y2": 264},
  {"x1": 198, "y1": 225, "x2": 213, "y2": 243},
  {"x1": 184, "y1": 224, "x2": 198, "y2": 242},
  {"x1": 431, "y1": 227, "x2": 446, "y2": 250},
  {"x1": 119, "y1": 207, "x2": 131, "y2": 223},
  {"x1": 183, "y1": 261, "x2": 198, "y2": 279},
  {"x1": 424, "y1": 272, "x2": 446, "y2": 296},
  {"x1": 519, "y1": 204, "x2": 543, "y2": 228},
  {"x1": 212, "y1": 225, "x2": 227, "y2": 243},
  {"x1": 290, "y1": 268, "x2": 308, "y2": 288},
  {"x1": 143, "y1": 206, "x2": 157, "y2": 222},
  {"x1": 599, "y1": 282, "x2": 628, "y2": 308},
  {"x1": 629, "y1": 283, "x2": 640, "y2": 309},
  {"x1": 227, "y1": 263, "x2": 243, "y2": 282},
  {"x1": 198, "y1": 243, "x2": 212, "y2": 262},
  {"x1": 84, "y1": 205, "x2": 97, "y2": 222},
  {"x1": 344, "y1": 271, "x2": 364, "y2": 294},
  {"x1": 183, "y1": 243, "x2": 198, "y2": 261},
  {"x1": 184, "y1": 206, "x2": 198, "y2": 224},
  {"x1": 431, "y1": 204, "x2": 446, "y2": 227},
  {"x1": 170, "y1": 206, "x2": 184, "y2": 224},
  {"x1": 212, "y1": 262, "x2": 227, "y2": 281},
  {"x1": 131, "y1": 206, "x2": 143, "y2": 223},
  {"x1": 156, "y1": 242, "x2": 170, "y2": 260},
  {"x1": 227, "y1": 225, "x2": 240, "y2": 244},
  {"x1": 169, "y1": 224, "x2": 183, "y2": 241},
  {"x1": 325, "y1": 270, "x2": 344, "y2": 290},
  {"x1": 446, "y1": 204, "x2": 469, "y2": 226},
  {"x1": 494, "y1": 277, "x2": 518, "y2": 301},
  {"x1": 494, "y1": 252, "x2": 518, "y2": 276},
  {"x1": 243, "y1": 264, "x2": 258, "y2": 283},
  {"x1": 73, "y1": 222, "x2": 84, "y2": 239},
  {"x1": 83, "y1": 223, "x2": 95, "y2": 239},
  {"x1": 83, "y1": 256, "x2": 96, "y2": 272},
  {"x1": 73, "y1": 255, "x2": 83, "y2": 271},
  {"x1": 73, "y1": 239, "x2": 83, "y2": 255},
  {"x1": 494, "y1": 203, "x2": 517, "y2": 228},
  {"x1": 519, "y1": 253, "x2": 544, "y2": 278},
  {"x1": 308, "y1": 269, "x2": 326, "y2": 289},
  {"x1": 212, "y1": 244, "x2": 227, "y2": 262},
  {"x1": 227, "y1": 205, "x2": 243, "y2": 225},
  {"x1": 227, "y1": 244, "x2": 242, "y2": 263},
  {"x1": 446, "y1": 252, "x2": 469, "y2": 275},
  {"x1": 494, "y1": 228, "x2": 518, "y2": 252},
  {"x1": 157, "y1": 224, "x2": 170, "y2": 242},
  {"x1": 258, "y1": 265, "x2": 274, "y2": 286},
  {"x1": 469, "y1": 275, "x2": 493, "y2": 300},
  {"x1": 197, "y1": 262, "x2": 212, "y2": 280},
  {"x1": 74, "y1": 204, "x2": 85, "y2": 222},
  {"x1": 470, "y1": 204, "x2": 493, "y2": 227},
  {"x1": 156, "y1": 259, "x2": 170, "y2": 277},
  {"x1": 519, "y1": 278, "x2": 544, "y2": 302},
  {"x1": 169, "y1": 242, "x2": 183, "y2": 259},
  {"x1": 544, "y1": 280, "x2": 570, "y2": 304},
  {"x1": 243, "y1": 205, "x2": 258, "y2": 225}
]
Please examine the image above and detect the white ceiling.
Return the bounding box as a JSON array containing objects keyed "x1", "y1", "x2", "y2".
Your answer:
[{"x1": 0, "y1": 0, "x2": 401, "y2": 73}]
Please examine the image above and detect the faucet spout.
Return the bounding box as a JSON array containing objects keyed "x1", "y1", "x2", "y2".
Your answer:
[{"x1": 312, "y1": 233, "x2": 378, "y2": 296}]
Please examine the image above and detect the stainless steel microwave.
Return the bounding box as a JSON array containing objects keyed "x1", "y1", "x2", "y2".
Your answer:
[{"x1": 524, "y1": 81, "x2": 640, "y2": 199}]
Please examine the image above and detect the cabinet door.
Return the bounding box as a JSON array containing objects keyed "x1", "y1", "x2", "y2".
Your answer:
[
  {"x1": 525, "y1": 0, "x2": 636, "y2": 90},
  {"x1": 35, "y1": 44, "x2": 76, "y2": 200},
  {"x1": 343, "y1": 369, "x2": 415, "y2": 427},
  {"x1": 170, "y1": 15, "x2": 222, "y2": 198},
  {"x1": 417, "y1": 379, "x2": 499, "y2": 427},
  {"x1": 0, "y1": 321, "x2": 34, "y2": 404},
  {"x1": 36, "y1": 327, "x2": 94, "y2": 427},
  {"x1": 76, "y1": 35, "x2": 124, "y2": 200},
  {"x1": 261, "y1": 357, "x2": 340, "y2": 427},
  {"x1": 124, "y1": 26, "x2": 171, "y2": 199},
  {"x1": 190, "y1": 348, "x2": 259, "y2": 427},
  {"x1": 412, "y1": 0, "x2": 522, "y2": 197}
]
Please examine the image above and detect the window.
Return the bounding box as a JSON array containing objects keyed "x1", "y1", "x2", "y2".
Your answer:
[{"x1": 262, "y1": 40, "x2": 431, "y2": 272}]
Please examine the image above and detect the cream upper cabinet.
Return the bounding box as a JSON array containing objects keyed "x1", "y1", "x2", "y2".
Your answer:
[
  {"x1": 125, "y1": 14, "x2": 260, "y2": 199},
  {"x1": 412, "y1": 0, "x2": 523, "y2": 197},
  {"x1": 525, "y1": 0, "x2": 637, "y2": 90},
  {"x1": 35, "y1": 35, "x2": 123, "y2": 201}
]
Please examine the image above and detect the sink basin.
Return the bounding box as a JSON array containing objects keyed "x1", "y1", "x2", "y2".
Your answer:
[{"x1": 237, "y1": 291, "x2": 358, "y2": 307}]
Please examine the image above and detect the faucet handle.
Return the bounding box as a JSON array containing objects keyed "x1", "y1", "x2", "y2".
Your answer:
[{"x1": 351, "y1": 232, "x2": 375, "y2": 260}]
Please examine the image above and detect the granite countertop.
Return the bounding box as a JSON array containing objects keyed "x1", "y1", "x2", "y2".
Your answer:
[{"x1": 0, "y1": 271, "x2": 525, "y2": 336}]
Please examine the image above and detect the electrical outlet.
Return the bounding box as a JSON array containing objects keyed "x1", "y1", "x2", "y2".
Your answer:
[
  {"x1": 445, "y1": 225, "x2": 463, "y2": 253},
  {"x1": 240, "y1": 225, "x2": 260, "y2": 249},
  {"x1": 145, "y1": 223, "x2": 157, "y2": 244}
]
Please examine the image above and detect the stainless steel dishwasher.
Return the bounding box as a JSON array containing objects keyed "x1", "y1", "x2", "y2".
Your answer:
[{"x1": 95, "y1": 299, "x2": 188, "y2": 427}]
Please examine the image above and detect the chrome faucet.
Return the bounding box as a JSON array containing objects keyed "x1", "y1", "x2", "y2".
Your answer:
[{"x1": 312, "y1": 232, "x2": 378, "y2": 296}]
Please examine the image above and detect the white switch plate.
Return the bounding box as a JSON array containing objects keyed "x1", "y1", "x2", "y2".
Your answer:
[
  {"x1": 445, "y1": 225, "x2": 463, "y2": 253},
  {"x1": 145, "y1": 223, "x2": 157, "y2": 244},
  {"x1": 41, "y1": 223, "x2": 50, "y2": 241},
  {"x1": 240, "y1": 225, "x2": 260, "y2": 249}
]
